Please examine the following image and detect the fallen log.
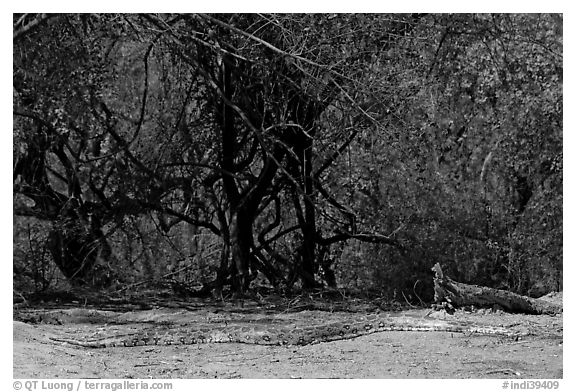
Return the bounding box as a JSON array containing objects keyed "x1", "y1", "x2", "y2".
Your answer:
[{"x1": 431, "y1": 263, "x2": 562, "y2": 315}]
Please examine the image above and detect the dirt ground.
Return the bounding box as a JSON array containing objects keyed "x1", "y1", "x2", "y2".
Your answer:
[{"x1": 13, "y1": 295, "x2": 563, "y2": 379}]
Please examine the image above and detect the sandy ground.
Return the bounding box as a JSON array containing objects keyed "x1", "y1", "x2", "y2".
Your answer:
[{"x1": 13, "y1": 304, "x2": 562, "y2": 379}]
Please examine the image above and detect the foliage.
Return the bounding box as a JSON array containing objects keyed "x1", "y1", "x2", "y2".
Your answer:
[{"x1": 13, "y1": 14, "x2": 562, "y2": 299}]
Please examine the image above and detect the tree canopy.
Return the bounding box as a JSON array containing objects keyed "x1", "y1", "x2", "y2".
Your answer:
[{"x1": 13, "y1": 14, "x2": 562, "y2": 299}]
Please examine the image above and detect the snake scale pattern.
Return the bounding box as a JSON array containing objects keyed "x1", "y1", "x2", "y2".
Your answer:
[{"x1": 50, "y1": 314, "x2": 524, "y2": 348}]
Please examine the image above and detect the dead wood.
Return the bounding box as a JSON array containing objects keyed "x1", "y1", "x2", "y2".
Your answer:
[{"x1": 431, "y1": 263, "x2": 562, "y2": 315}]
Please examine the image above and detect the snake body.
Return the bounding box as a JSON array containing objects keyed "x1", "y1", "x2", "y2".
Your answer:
[{"x1": 50, "y1": 314, "x2": 524, "y2": 348}]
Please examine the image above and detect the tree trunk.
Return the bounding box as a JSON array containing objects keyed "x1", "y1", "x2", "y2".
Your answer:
[
  {"x1": 228, "y1": 212, "x2": 253, "y2": 293},
  {"x1": 432, "y1": 263, "x2": 562, "y2": 315},
  {"x1": 300, "y1": 195, "x2": 317, "y2": 289},
  {"x1": 301, "y1": 134, "x2": 319, "y2": 288}
]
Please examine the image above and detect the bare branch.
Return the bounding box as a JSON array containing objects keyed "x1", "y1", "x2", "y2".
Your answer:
[
  {"x1": 314, "y1": 127, "x2": 359, "y2": 178},
  {"x1": 138, "y1": 201, "x2": 221, "y2": 236},
  {"x1": 318, "y1": 231, "x2": 404, "y2": 250},
  {"x1": 13, "y1": 13, "x2": 59, "y2": 41}
]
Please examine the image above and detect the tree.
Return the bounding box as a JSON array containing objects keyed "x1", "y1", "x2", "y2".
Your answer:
[{"x1": 14, "y1": 14, "x2": 562, "y2": 297}]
